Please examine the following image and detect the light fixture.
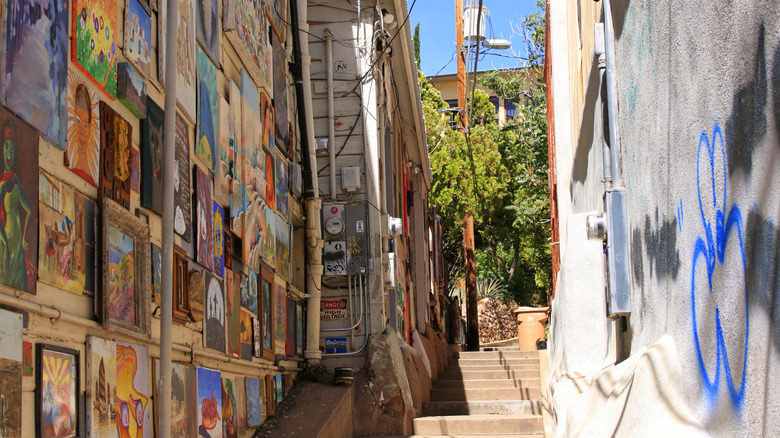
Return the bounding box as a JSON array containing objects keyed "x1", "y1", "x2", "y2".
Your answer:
[
  {"x1": 483, "y1": 38, "x2": 511, "y2": 50},
  {"x1": 381, "y1": 9, "x2": 397, "y2": 29}
]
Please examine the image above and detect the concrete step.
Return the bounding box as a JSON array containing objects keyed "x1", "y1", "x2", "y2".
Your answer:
[
  {"x1": 430, "y1": 387, "x2": 542, "y2": 401},
  {"x1": 433, "y1": 378, "x2": 540, "y2": 390},
  {"x1": 413, "y1": 414, "x2": 543, "y2": 435},
  {"x1": 445, "y1": 364, "x2": 539, "y2": 372},
  {"x1": 438, "y1": 369, "x2": 540, "y2": 381},
  {"x1": 453, "y1": 358, "x2": 540, "y2": 366},
  {"x1": 481, "y1": 346, "x2": 523, "y2": 351},
  {"x1": 422, "y1": 400, "x2": 542, "y2": 416},
  {"x1": 454, "y1": 351, "x2": 538, "y2": 360}
]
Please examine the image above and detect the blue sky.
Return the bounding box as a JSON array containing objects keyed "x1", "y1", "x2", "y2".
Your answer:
[{"x1": 408, "y1": 0, "x2": 541, "y2": 77}]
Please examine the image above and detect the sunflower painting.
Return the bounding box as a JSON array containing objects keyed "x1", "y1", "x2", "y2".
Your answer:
[{"x1": 65, "y1": 71, "x2": 100, "y2": 187}]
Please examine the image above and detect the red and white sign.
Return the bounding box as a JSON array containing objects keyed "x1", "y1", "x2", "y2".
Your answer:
[{"x1": 321, "y1": 299, "x2": 347, "y2": 320}]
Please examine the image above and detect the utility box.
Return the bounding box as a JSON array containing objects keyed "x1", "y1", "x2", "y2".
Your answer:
[
  {"x1": 323, "y1": 203, "x2": 345, "y2": 239},
  {"x1": 605, "y1": 188, "x2": 631, "y2": 317},
  {"x1": 345, "y1": 203, "x2": 368, "y2": 274},
  {"x1": 323, "y1": 241, "x2": 347, "y2": 276},
  {"x1": 341, "y1": 166, "x2": 361, "y2": 192}
]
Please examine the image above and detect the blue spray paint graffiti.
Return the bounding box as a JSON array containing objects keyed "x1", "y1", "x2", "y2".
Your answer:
[{"x1": 690, "y1": 123, "x2": 748, "y2": 408}]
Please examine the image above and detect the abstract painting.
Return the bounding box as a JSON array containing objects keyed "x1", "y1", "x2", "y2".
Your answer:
[
  {"x1": 197, "y1": 368, "x2": 223, "y2": 438},
  {"x1": 123, "y1": 0, "x2": 152, "y2": 78},
  {"x1": 243, "y1": 201, "x2": 264, "y2": 273},
  {"x1": 222, "y1": 378, "x2": 237, "y2": 438},
  {"x1": 0, "y1": 107, "x2": 38, "y2": 294},
  {"x1": 99, "y1": 102, "x2": 133, "y2": 210},
  {"x1": 273, "y1": 36, "x2": 290, "y2": 158},
  {"x1": 38, "y1": 172, "x2": 96, "y2": 295},
  {"x1": 36, "y1": 344, "x2": 78, "y2": 438},
  {"x1": 275, "y1": 214, "x2": 290, "y2": 280},
  {"x1": 286, "y1": 296, "x2": 295, "y2": 356},
  {"x1": 151, "y1": 243, "x2": 161, "y2": 303},
  {"x1": 275, "y1": 152, "x2": 289, "y2": 222},
  {"x1": 23, "y1": 340, "x2": 33, "y2": 376},
  {"x1": 241, "y1": 269, "x2": 257, "y2": 313},
  {"x1": 214, "y1": 201, "x2": 225, "y2": 278},
  {"x1": 196, "y1": 46, "x2": 217, "y2": 171},
  {"x1": 240, "y1": 70, "x2": 260, "y2": 224},
  {"x1": 225, "y1": 268, "x2": 240, "y2": 358},
  {"x1": 0, "y1": 309, "x2": 22, "y2": 438},
  {"x1": 261, "y1": 92, "x2": 274, "y2": 152},
  {"x1": 275, "y1": 280, "x2": 286, "y2": 344},
  {"x1": 115, "y1": 341, "x2": 151, "y2": 438},
  {"x1": 158, "y1": 0, "x2": 196, "y2": 121},
  {"x1": 224, "y1": 0, "x2": 270, "y2": 89},
  {"x1": 117, "y1": 62, "x2": 147, "y2": 119},
  {"x1": 195, "y1": 167, "x2": 214, "y2": 270},
  {"x1": 214, "y1": 95, "x2": 230, "y2": 206},
  {"x1": 86, "y1": 336, "x2": 116, "y2": 437},
  {"x1": 174, "y1": 113, "x2": 191, "y2": 241},
  {"x1": 3, "y1": 0, "x2": 68, "y2": 147},
  {"x1": 140, "y1": 97, "x2": 163, "y2": 214},
  {"x1": 229, "y1": 79, "x2": 244, "y2": 237},
  {"x1": 189, "y1": 269, "x2": 205, "y2": 321},
  {"x1": 234, "y1": 377, "x2": 246, "y2": 436},
  {"x1": 261, "y1": 272, "x2": 273, "y2": 354},
  {"x1": 65, "y1": 71, "x2": 100, "y2": 186},
  {"x1": 246, "y1": 377, "x2": 262, "y2": 427},
  {"x1": 240, "y1": 309, "x2": 253, "y2": 360},
  {"x1": 154, "y1": 360, "x2": 197, "y2": 438},
  {"x1": 204, "y1": 272, "x2": 225, "y2": 353},
  {"x1": 196, "y1": 0, "x2": 220, "y2": 65},
  {"x1": 72, "y1": 0, "x2": 118, "y2": 98},
  {"x1": 252, "y1": 317, "x2": 261, "y2": 357},
  {"x1": 264, "y1": 207, "x2": 276, "y2": 267}
]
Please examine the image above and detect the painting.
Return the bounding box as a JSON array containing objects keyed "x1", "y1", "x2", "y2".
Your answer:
[
  {"x1": 214, "y1": 95, "x2": 230, "y2": 206},
  {"x1": 275, "y1": 214, "x2": 290, "y2": 280},
  {"x1": 196, "y1": 47, "x2": 218, "y2": 171},
  {"x1": 296, "y1": 302, "x2": 303, "y2": 356},
  {"x1": 264, "y1": 147, "x2": 275, "y2": 211},
  {"x1": 65, "y1": 71, "x2": 100, "y2": 186},
  {"x1": 261, "y1": 92, "x2": 274, "y2": 152},
  {"x1": 99, "y1": 102, "x2": 133, "y2": 210},
  {"x1": 242, "y1": 269, "x2": 258, "y2": 313},
  {"x1": 239, "y1": 309, "x2": 252, "y2": 360},
  {"x1": 273, "y1": 36, "x2": 290, "y2": 158},
  {"x1": 23, "y1": 341, "x2": 33, "y2": 376},
  {"x1": 0, "y1": 107, "x2": 38, "y2": 294},
  {"x1": 204, "y1": 272, "x2": 225, "y2": 353},
  {"x1": 275, "y1": 152, "x2": 289, "y2": 222},
  {"x1": 252, "y1": 317, "x2": 261, "y2": 357},
  {"x1": 38, "y1": 172, "x2": 97, "y2": 295},
  {"x1": 234, "y1": 376, "x2": 246, "y2": 436},
  {"x1": 153, "y1": 360, "x2": 197, "y2": 438},
  {"x1": 189, "y1": 269, "x2": 205, "y2": 321},
  {"x1": 274, "y1": 280, "x2": 286, "y2": 344},
  {"x1": 260, "y1": 271, "x2": 273, "y2": 354},
  {"x1": 243, "y1": 201, "x2": 264, "y2": 273},
  {"x1": 274, "y1": 374, "x2": 282, "y2": 403},
  {"x1": 72, "y1": 0, "x2": 118, "y2": 98},
  {"x1": 264, "y1": 375, "x2": 274, "y2": 417},
  {"x1": 174, "y1": 112, "x2": 192, "y2": 241},
  {"x1": 225, "y1": 268, "x2": 240, "y2": 358},
  {"x1": 229, "y1": 79, "x2": 244, "y2": 237},
  {"x1": 240, "y1": 70, "x2": 260, "y2": 227},
  {"x1": 172, "y1": 246, "x2": 190, "y2": 324},
  {"x1": 3, "y1": 0, "x2": 68, "y2": 147},
  {"x1": 158, "y1": 0, "x2": 196, "y2": 121},
  {"x1": 101, "y1": 197, "x2": 151, "y2": 337},
  {"x1": 246, "y1": 377, "x2": 262, "y2": 427},
  {"x1": 222, "y1": 378, "x2": 237, "y2": 438},
  {"x1": 130, "y1": 147, "x2": 140, "y2": 193},
  {"x1": 196, "y1": 0, "x2": 220, "y2": 65},
  {"x1": 141, "y1": 97, "x2": 163, "y2": 214},
  {"x1": 195, "y1": 167, "x2": 214, "y2": 270},
  {"x1": 286, "y1": 297, "x2": 295, "y2": 356},
  {"x1": 36, "y1": 344, "x2": 78, "y2": 438},
  {"x1": 214, "y1": 202, "x2": 225, "y2": 278},
  {"x1": 115, "y1": 341, "x2": 151, "y2": 438},
  {"x1": 224, "y1": 0, "x2": 270, "y2": 89},
  {"x1": 123, "y1": 0, "x2": 152, "y2": 78},
  {"x1": 197, "y1": 368, "x2": 223, "y2": 438},
  {"x1": 266, "y1": 0, "x2": 287, "y2": 44},
  {"x1": 151, "y1": 243, "x2": 162, "y2": 303},
  {"x1": 86, "y1": 337, "x2": 116, "y2": 437},
  {"x1": 0, "y1": 309, "x2": 23, "y2": 438},
  {"x1": 117, "y1": 62, "x2": 147, "y2": 119},
  {"x1": 264, "y1": 207, "x2": 276, "y2": 267}
]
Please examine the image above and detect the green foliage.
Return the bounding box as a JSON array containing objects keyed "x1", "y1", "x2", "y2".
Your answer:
[
  {"x1": 413, "y1": 24, "x2": 421, "y2": 68},
  {"x1": 468, "y1": 90, "x2": 496, "y2": 126}
]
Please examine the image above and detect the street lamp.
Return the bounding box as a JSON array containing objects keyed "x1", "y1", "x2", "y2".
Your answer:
[{"x1": 483, "y1": 38, "x2": 511, "y2": 50}]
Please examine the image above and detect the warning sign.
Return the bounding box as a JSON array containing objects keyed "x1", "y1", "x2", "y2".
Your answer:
[{"x1": 321, "y1": 299, "x2": 348, "y2": 320}]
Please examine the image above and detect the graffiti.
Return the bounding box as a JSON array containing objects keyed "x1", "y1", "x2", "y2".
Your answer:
[{"x1": 690, "y1": 123, "x2": 748, "y2": 408}]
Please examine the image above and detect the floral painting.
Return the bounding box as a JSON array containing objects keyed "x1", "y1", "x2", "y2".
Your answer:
[
  {"x1": 65, "y1": 71, "x2": 100, "y2": 186},
  {"x1": 196, "y1": 46, "x2": 217, "y2": 171},
  {"x1": 72, "y1": 0, "x2": 118, "y2": 98},
  {"x1": 123, "y1": 0, "x2": 151, "y2": 78},
  {"x1": 195, "y1": 167, "x2": 214, "y2": 271},
  {"x1": 197, "y1": 368, "x2": 223, "y2": 438}
]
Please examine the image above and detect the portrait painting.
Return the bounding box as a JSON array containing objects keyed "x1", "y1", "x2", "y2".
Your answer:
[
  {"x1": 275, "y1": 152, "x2": 288, "y2": 222},
  {"x1": 196, "y1": 47, "x2": 218, "y2": 171},
  {"x1": 86, "y1": 337, "x2": 116, "y2": 437},
  {"x1": 36, "y1": 344, "x2": 78, "y2": 438},
  {"x1": 195, "y1": 167, "x2": 214, "y2": 271},
  {"x1": 215, "y1": 95, "x2": 230, "y2": 206},
  {"x1": 196, "y1": 0, "x2": 220, "y2": 65},
  {"x1": 0, "y1": 309, "x2": 23, "y2": 438},
  {"x1": 197, "y1": 368, "x2": 223, "y2": 438},
  {"x1": 261, "y1": 273, "x2": 273, "y2": 353},
  {"x1": 151, "y1": 243, "x2": 162, "y2": 303},
  {"x1": 3, "y1": 0, "x2": 68, "y2": 147},
  {"x1": 65, "y1": 71, "x2": 100, "y2": 186},
  {"x1": 158, "y1": 0, "x2": 197, "y2": 121},
  {"x1": 222, "y1": 378, "x2": 237, "y2": 438},
  {"x1": 263, "y1": 207, "x2": 276, "y2": 267},
  {"x1": 117, "y1": 61, "x2": 147, "y2": 119},
  {"x1": 240, "y1": 309, "x2": 253, "y2": 360},
  {"x1": 225, "y1": 268, "x2": 240, "y2": 359},
  {"x1": 214, "y1": 201, "x2": 225, "y2": 278},
  {"x1": 204, "y1": 272, "x2": 225, "y2": 353},
  {"x1": 0, "y1": 107, "x2": 38, "y2": 294},
  {"x1": 246, "y1": 377, "x2": 262, "y2": 427},
  {"x1": 229, "y1": 79, "x2": 244, "y2": 237},
  {"x1": 224, "y1": 0, "x2": 270, "y2": 89},
  {"x1": 275, "y1": 215, "x2": 290, "y2": 280},
  {"x1": 274, "y1": 281, "x2": 286, "y2": 344},
  {"x1": 189, "y1": 268, "x2": 205, "y2": 322},
  {"x1": 154, "y1": 360, "x2": 197, "y2": 438},
  {"x1": 99, "y1": 102, "x2": 133, "y2": 210},
  {"x1": 174, "y1": 113, "x2": 191, "y2": 241},
  {"x1": 273, "y1": 37, "x2": 290, "y2": 158},
  {"x1": 72, "y1": 0, "x2": 118, "y2": 98},
  {"x1": 123, "y1": 0, "x2": 152, "y2": 78}
]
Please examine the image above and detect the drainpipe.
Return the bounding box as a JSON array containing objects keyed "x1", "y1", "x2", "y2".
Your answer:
[{"x1": 325, "y1": 29, "x2": 338, "y2": 199}]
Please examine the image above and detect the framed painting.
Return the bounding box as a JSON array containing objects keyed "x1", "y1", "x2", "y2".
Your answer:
[
  {"x1": 222, "y1": 378, "x2": 237, "y2": 438},
  {"x1": 225, "y1": 268, "x2": 240, "y2": 359},
  {"x1": 196, "y1": 47, "x2": 218, "y2": 171},
  {"x1": 197, "y1": 368, "x2": 223, "y2": 436},
  {"x1": 275, "y1": 215, "x2": 290, "y2": 280},
  {"x1": 141, "y1": 97, "x2": 164, "y2": 214},
  {"x1": 123, "y1": 0, "x2": 152, "y2": 78},
  {"x1": 153, "y1": 360, "x2": 197, "y2": 437},
  {"x1": 264, "y1": 147, "x2": 275, "y2": 212},
  {"x1": 214, "y1": 201, "x2": 225, "y2": 278},
  {"x1": 115, "y1": 341, "x2": 151, "y2": 437},
  {"x1": 273, "y1": 37, "x2": 290, "y2": 159},
  {"x1": 229, "y1": 79, "x2": 244, "y2": 237},
  {"x1": 0, "y1": 107, "x2": 38, "y2": 294},
  {"x1": 264, "y1": 375, "x2": 275, "y2": 417},
  {"x1": 286, "y1": 297, "x2": 295, "y2": 356},
  {"x1": 246, "y1": 377, "x2": 262, "y2": 426},
  {"x1": 3, "y1": 0, "x2": 68, "y2": 148},
  {"x1": 174, "y1": 113, "x2": 192, "y2": 241},
  {"x1": 195, "y1": 167, "x2": 214, "y2": 270},
  {"x1": 214, "y1": 95, "x2": 230, "y2": 206},
  {"x1": 196, "y1": 0, "x2": 220, "y2": 66},
  {"x1": 117, "y1": 62, "x2": 147, "y2": 119},
  {"x1": 72, "y1": 0, "x2": 118, "y2": 98},
  {"x1": 241, "y1": 269, "x2": 258, "y2": 313},
  {"x1": 274, "y1": 279, "x2": 286, "y2": 345},
  {"x1": 173, "y1": 246, "x2": 190, "y2": 324},
  {"x1": 234, "y1": 376, "x2": 247, "y2": 436},
  {"x1": 239, "y1": 309, "x2": 253, "y2": 360},
  {"x1": 252, "y1": 317, "x2": 261, "y2": 357},
  {"x1": 0, "y1": 309, "x2": 23, "y2": 437},
  {"x1": 65, "y1": 71, "x2": 101, "y2": 187},
  {"x1": 224, "y1": 0, "x2": 270, "y2": 89},
  {"x1": 240, "y1": 70, "x2": 260, "y2": 216},
  {"x1": 263, "y1": 207, "x2": 276, "y2": 267},
  {"x1": 275, "y1": 152, "x2": 289, "y2": 222},
  {"x1": 158, "y1": 0, "x2": 196, "y2": 121},
  {"x1": 150, "y1": 243, "x2": 162, "y2": 303},
  {"x1": 295, "y1": 301, "x2": 303, "y2": 356},
  {"x1": 243, "y1": 200, "x2": 264, "y2": 273},
  {"x1": 189, "y1": 268, "x2": 205, "y2": 322},
  {"x1": 204, "y1": 272, "x2": 225, "y2": 353},
  {"x1": 99, "y1": 102, "x2": 133, "y2": 210},
  {"x1": 23, "y1": 340, "x2": 34, "y2": 376},
  {"x1": 260, "y1": 269, "x2": 274, "y2": 359},
  {"x1": 135, "y1": 208, "x2": 149, "y2": 224},
  {"x1": 261, "y1": 92, "x2": 274, "y2": 152},
  {"x1": 36, "y1": 344, "x2": 79, "y2": 438},
  {"x1": 101, "y1": 197, "x2": 151, "y2": 337},
  {"x1": 86, "y1": 336, "x2": 116, "y2": 437},
  {"x1": 265, "y1": 0, "x2": 287, "y2": 44}
]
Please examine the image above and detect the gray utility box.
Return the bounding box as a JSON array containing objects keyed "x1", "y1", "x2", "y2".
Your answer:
[
  {"x1": 605, "y1": 188, "x2": 631, "y2": 317},
  {"x1": 322, "y1": 203, "x2": 368, "y2": 276},
  {"x1": 345, "y1": 203, "x2": 368, "y2": 275}
]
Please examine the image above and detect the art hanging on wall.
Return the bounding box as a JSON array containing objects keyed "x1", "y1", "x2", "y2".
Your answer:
[
  {"x1": 195, "y1": 167, "x2": 214, "y2": 270},
  {"x1": 141, "y1": 97, "x2": 164, "y2": 214},
  {"x1": 240, "y1": 309, "x2": 253, "y2": 360},
  {"x1": 0, "y1": 309, "x2": 23, "y2": 438},
  {"x1": 2, "y1": 0, "x2": 68, "y2": 148},
  {"x1": 172, "y1": 246, "x2": 190, "y2": 324},
  {"x1": 36, "y1": 344, "x2": 79, "y2": 438},
  {"x1": 65, "y1": 71, "x2": 101, "y2": 186},
  {"x1": 196, "y1": 47, "x2": 218, "y2": 171},
  {"x1": 243, "y1": 200, "x2": 264, "y2": 273},
  {"x1": 38, "y1": 172, "x2": 97, "y2": 295},
  {"x1": 215, "y1": 95, "x2": 230, "y2": 206},
  {"x1": 286, "y1": 296, "x2": 295, "y2": 356},
  {"x1": 261, "y1": 271, "x2": 273, "y2": 356},
  {"x1": 274, "y1": 374, "x2": 283, "y2": 403},
  {"x1": 274, "y1": 279, "x2": 286, "y2": 344},
  {"x1": 130, "y1": 147, "x2": 140, "y2": 194},
  {"x1": 158, "y1": 0, "x2": 196, "y2": 121},
  {"x1": 261, "y1": 92, "x2": 274, "y2": 152},
  {"x1": 72, "y1": 0, "x2": 118, "y2": 98},
  {"x1": 123, "y1": 0, "x2": 152, "y2": 78},
  {"x1": 241, "y1": 70, "x2": 261, "y2": 215},
  {"x1": 229, "y1": 79, "x2": 244, "y2": 237},
  {"x1": 224, "y1": 0, "x2": 270, "y2": 90},
  {"x1": 242, "y1": 269, "x2": 258, "y2": 313},
  {"x1": 117, "y1": 62, "x2": 147, "y2": 119},
  {"x1": 252, "y1": 317, "x2": 261, "y2": 357},
  {"x1": 263, "y1": 207, "x2": 276, "y2": 268},
  {"x1": 86, "y1": 336, "x2": 116, "y2": 437},
  {"x1": 151, "y1": 243, "x2": 162, "y2": 303},
  {"x1": 174, "y1": 113, "x2": 192, "y2": 241},
  {"x1": 197, "y1": 367, "x2": 223, "y2": 437},
  {"x1": 204, "y1": 272, "x2": 225, "y2": 353},
  {"x1": 23, "y1": 340, "x2": 34, "y2": 376},
  {"x1": 275, "y1": 152, "x2": 289, "y2": 222},
  {"x1": 296, "y1": 301, "x2": 303, "y2": 356},
  {"x1": 115, "y1": 341, "x2": 151, "y2": 438},
  {"x1": 273, "y1": 36, "x2": 290, "y2": 159},
  {"x1": 214, "y1": 201, "x2": 225, "y2": 278},
  {"x1": 101, "y1": 197, "x2": 151, "y2": 337},
  {"x1": 99, "y1": 102, "x2": 133, "y2": 210},
  {"x1": 264, "y1": 147, "x2": 275, "y2": 211},
  {"x1": 234, "y1": 376, "x2": 247, "y2": 436},
  {"x1": 189, "y1": 268, "x2": 205, "y2": 321},
  {"x1": 225, "y1": 268, "x2": 240, "y2": 358},
  {"x1": 264, "y1": 375, "x2": 274, "y2": 417},
  {"x1": 276, "y1": 214, "x2": 290, "y2": 281},
  {"x1": 266, "y1": 0, "x2": 287, "y2": 44},
  {"x1": 153, "y1": 360, "x2": 197, "y2": 437},
  {"x1": 0, "y1": 107, "x2": 38, "y2": 294},
  {"x1": 222, "y1": 378, "x2": 237, "y2": 438},
  {"x1": 196, "y1": 0, "x2": 220, "y2": 65},
  {"x1": 246, "y1": 376, "x2": 263, "y2": 427}
]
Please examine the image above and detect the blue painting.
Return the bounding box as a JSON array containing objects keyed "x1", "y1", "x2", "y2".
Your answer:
[
  {"x1": 246, "y1": 377, "x2": 262, "y2": 426},
  {"x1": 197, "y1": 46, "x2": 217, "y2": 172},
  {"x1": 123, "y1": 0, "x2": 152, "y2": 78},
  {"x1": 3, "y1": 0, "x2": 69, "y2": 148},
  {"x1": 197, "y1": 367, "x2": 223, "y2": 437}
]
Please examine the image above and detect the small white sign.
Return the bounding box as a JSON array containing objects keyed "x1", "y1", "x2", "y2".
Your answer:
[{"x1": 356, "y1": 220, "x2": 364, "y2": 233}]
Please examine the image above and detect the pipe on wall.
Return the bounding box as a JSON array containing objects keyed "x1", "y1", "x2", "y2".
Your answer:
[
  {"x1": 602, "y1": 0, "x2": 623, "y2": 188},
  {"x1": 325, "y1": 28, "x2": 338, "y2": 199}
]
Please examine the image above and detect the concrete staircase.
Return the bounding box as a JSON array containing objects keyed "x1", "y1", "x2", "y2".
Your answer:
[{"x1": 411, "y1": 347, "x2": 544, "y2": 437}]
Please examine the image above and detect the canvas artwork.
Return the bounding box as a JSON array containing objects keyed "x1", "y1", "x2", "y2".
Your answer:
[
  {"x1": 261, "y1": 274, "x2": 273, "y2": 352},
  {"x1": 140, "y1": 97, "x2": 163, "y2": 214},
  {"x1": 189, "y1": 269, "x2": 205, "y2": 321},
  {"x1": 0, "y1": 107, "x2": 38, "y2": 294},
  {"x1": 225, "y1": 268, "x2": 240, "y2": 358},
  {"x1": 72, "y1": 0, "x2": 118, "y2": 98},
  {"x1": 108, "y1": 224, "x2": 135, "y2": 323},
  {"x1": 263, "y1": 207, "x2": 276, "y2": 267},
  {"x1": 214, "y1": 95, "x2": 230, "y2": 206},
  {"x1": 153, "y1": 360, "x2": 197, "y2": 438},
  {"x1": 123, "y1": 0, "x2": 152, "y2": 78},
  {"x1": 275, "y1": 152, "x2": 289, "y2": 222},
  {"x1": 229, "y1": 79, "x2": 244, "y2": 237},
  {"x1": 197, "y1": 368, "x2": 223, "y2": 438},
  {"x1": 197, "y1": 0, "x2": 220, "y2": 65},
  {"x1": 261, "y1": 92, "x2": 274, "y2": 152},
  {"x1": 273, "y1": 37, "x2": 290, "y2": 159},
  {"x1": 243, "y1": 269, "x2": 258, "y2": 313},
  {"x1": 241, "y1": 71, "x2": 261, "y2": 215},
  {"x1": 275, "y1": 214, "x2": 290, "y2": 280},
  {"x1": 240, "y1": 309, "x2": 253, "y2": 360},
  {"x1": 246, "y1": 377, "x2": 262, "y2": 427},
  {"x1": 204, "y1": 272, "x2": 226, "y2": 353},
  {"x1": 286, "y1": 296, "x2": 295, "y2": 356},
  {"x1": 274, "y1": 281, "x2": 286, "y2": 344},
  {"x1": 99, "y1": 102, "x2": 133, "y2": 210},
  {"x1": 195, "y1": 167, "x2": 214, "y2": 270},
  {"x1": 234, "y1": 376, "x2": 247, "y2": 436},
  {"x1": 115, "y1": 342, "x2": 151, "y2": 438},
  {"x1": 264, "y1": 147, "x2": 275, "y2": 212},
  {"x1": 130, "y1": 147, "x2": 140, "y2": 193},
  {"x1": 158, "y1": 0, "x2": 197, "y2": 121},
  {"x1": 65, "y1": 71, "x2": 101, "y2": 186},
  {"x1": 37, "y1": 344, "x2": 78, "y2": 438},
  {"x1": 222, "y1": 378, "x2": 237, "y2": 438},
  {"x1": 264, "y1": 375, "x2": 274, "y2": 417},
  {"x1": 214, "y1": 201, "x2": 225, "y2": 278},
  {"x1": 151, "y1": 243, "x2": 161, "y2": 303},
  {"x1": 252, "y1": 317, "x2": 261, "y2": 357},
  {"x1": 224, "y1": 0, "x2": 270, "y2": 89},
  {"x1": 86, "y1": 336, "x2": 116, "y2": 437},
  {"x1": 265, "y1": 40, "x2": 273, "y2": 98},
  {"x1": 266, "y1": 0, "x2": 287, "y2": 44},
  {"x1": 117, "y1": 62, "x2": 147, "y2": 119},
  {"x1": 295, "y1": 301, "x2": 303, "y2": 356},
  {"x1": 3, "y1": 0, "x2": 68, "y2": 148},
  {"x1": 243, "y1": 201, "x2": 264, "y2": 273},
  {"x1": 23, "y1": 340, "x2": 33, "y2": 376},
  {"x1": 0, "y1": 309, "x2": 23, "y2": 438},
  {"x1": 274, "y1": 374, "x2": 282, "y2": 403},
  {"x1": 174, "y1": 113, "x2": 192, "y2": 241},
  {"x1": 196, "y1": 47, "x2": 218, "y2": 171}
]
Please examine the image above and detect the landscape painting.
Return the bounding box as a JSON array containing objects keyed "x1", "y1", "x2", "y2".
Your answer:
[
  {"x1": 204, "y1": 272, "x2": 225, "y2": 353},
  {"x1": 154, "y1": 360, "x2": 197, "y2": 438},
  {"x1": 174, "y1": 113, "x2": 191, "y2": 241},
  {"x1": 3, "y1": 0, "x2": 69, "y2": 148},
  {"x1": 158, "y1": 0, "x2": 196, "y2": 121},
  {"x1": 65, "y1": 71, "x2": 100, "y2": 186},
  {"x1": 222, "y1": 378, "x2": 237, "y2": 438},
  {"x1": 229, "y1": 79, "x2": 244, "y2": 237},
  {"x1": 86, "y1": 337, "x2": 116, "y2": 437},
  {"x1": 196, "y1": 46, "x2": 218, "y2": 171},
  {"x1": 196, "y1": 0, "x2": 220, "y2": 65},
  {"x1": 37, "y1": 344, "x2": 78, "y2": 438},
  {"x1": 117, "y1": 61, "x2": 147, "y2": 119},
  {"x1": 141, "y1": 97, "x2": 164, "y2": 214},
  {"x1": 246, "y1": 377, "x2": 263, "y2": 426},
  {"x1": 195, "y1": 167, "x2": 214, "y2": 271},
  {"x1": 224, "y1": 0, "x2": 270, "y2": 88},
  {"x1": 108, "y1": 224, "x2": 136, "y2": 324},
  {"x1": 263, "y1": 207, "x2": 276, "y2": 267},
  {"x1": 215, "y1": 95, "x2": 230, "y2": 206},
  {"x1": 99, "y1": 102, "x2": 133, "y2": 210},
  {"x1": 123, "y1": 0, "x2": 152, "y2": 78},
  {"x1": 72, "y1": 0, "x2": 118, "y2": 98},
  {"x1": 225, "y1": 268, "x2": 240, "y2": 358},
  {"x1": 214, "y1": 201, "x2": 225, "y2": 278},
  {"x1": 0, "y1": 309, "x2": 23, "y2": 438},
  {"x1": 197, "y1": 368, "x2": 223, "y2": 438},
  {"x1": 276, "y1": 215, "x2": 290, "y2": 280}
]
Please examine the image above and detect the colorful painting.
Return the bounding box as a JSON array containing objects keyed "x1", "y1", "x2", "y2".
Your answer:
[
  {"x1": 0, "y1": 309, "x2": 23, "y2": 438},
  {"x1": 242, "y1": 269, "x2": 258, "y2": 313},
  {"x1": 214, "y1": 95, "x2": 230, "y2": 206},
  {"x1": 286, "y1": 297, "x2": 295, "y2": 356},
  {"x1": 295, "y1": 302, "x2": 303, "y2": 356},
  {"x1": 86, "y1": 337, "x2": 116, "y2": 437},
  {"x1": 38, "y1": 172, "x2": 96, "y2": 295},
  {"x1": 196, "y1": 47, "x2": 217, "y2": 171},
  {"x1": 189, "y1": 269, "x2": 205, "y2": 321},
  {"x1": 130, "y1": 147, "x2": 140, "y2": 193},
  {"x1": 108, "y1": 225, "x2": 136, "y2": 324},
  {"x1": 225, "y1": 268, "x2": 240, "y2": 358},
  {"x1": 214, "y1": 202, "x2": 225, "y2": 278},
  {"x1": 141, "y1": 97, "x2": 164, "y2": 214},
  {"x1": 154, "y1": 360, "x2": 197, "y2": 438},
  {"x1": 197, "y1": 368, "x2": 223, "y2": 438},
  {"x1": 174, "y1": 113, "x2": 191, "y2": 241},
  {"x1": 222, "y1": 378, "x2": 237, "y2": 438},
  {"x1": 229, "y1": 79, "x2": 244, "y2": 237},
  {"x1": 246, "y1": 377, "x2": 262, "y2": 427},
  {"x1": 266, "y1": 0, "x2": 287, "y2": 44},
  {"x1": 99, "y1": 102, "x2": 133, "y2": 210},
  {"x1": 274, "y1": 374, "x2": 282, "y2": 403},
  {"x1": 261, "y1": 92, "x2": 274, "y2": 152},
  {"x1": 224, "y1": 0, "x2": 270, "y2": 89},
  {"x1": 0, "y1": 107, "x2": 38, "y2": 294},
  {"x1": 195, "y1": 167, "x2": 214, "y2": 270},
  {"x1": 240, "y1": 309, "x2": 253, "y2": 360},
  {"x1": 37, "y1": 344, "x2": 78, "y2": 438},
  {"x1": 117, "y1": 62, "x2": 147, "y2": 119},
  {"x1": 243, "y1": 201, "x2": 264, "y2": 273},
  {"x1": 196, "y1": 0, "x2": 220, "y2": 65},
  {"x1": 264, "y1": 207, "x2": 276, "y2": 267},
  {"x1": 115, "y1": 342, "x2": 151, "y2": 438},
  {"x1": 204, "y1": 272, "x2": 225, "y2": 353},
  {"x1": 273, "y1": 36, "x2": 290, "y2": 158},
  {"x1": 274, "y1": 280, "x2": 286, "y2": 344},
  {"x1": 151, "y1": 243, "x2": 161, "y2": 303},
  {"x1": 252, "y1": 317, "x2": 261, "y2": 357},
  {"x1": 3, "y1": 0, "x2": 68, "y2": 147},
  {"x1": 275, "y1": 152, "x2": 289, "y2": 222},
  {"x1": 240, "y1": 70, "x2": 260, "y2": 226},
  {"x1": 65, "y1": 71, "x2": 100, "y2": 186},
  {"x1": 234, "y1": 376, "x2": 246, "y2": 436},
  {"x1": 23, "y1": 340, "x2": 33, "y2": 376},
  {"x1": 264, "y1": 148, "x2": 275, "y2": 211},
  {"x1": 72, "y1": 0, "x2": 118, "y2": 98},
  {"x1": 261, "y1": 275, "x2": 273, "y2": 352},
  {"x1": 275, "y1": 214, "x2": 290, "y2": 280},
  {"x1": 124, "y1": 0, "x2": 152, "y2": 78},
  {"x1": 158, "y1": 0, "x2": 196, "y2": 121}
]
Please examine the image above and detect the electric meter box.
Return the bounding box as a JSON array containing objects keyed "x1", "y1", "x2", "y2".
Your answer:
[
  {"x1": 323, "y1": 241, "x2": 347, "y2": 276},
  {"x1": 345, "y1": 203, "x2": 368, "y2": 275},
  {"x1": 323, "y1": 203, "x2": 345, "y2": 239}
]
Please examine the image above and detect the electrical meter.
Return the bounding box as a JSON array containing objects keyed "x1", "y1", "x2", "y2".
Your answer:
[{"x1": 325, "y1": 216, "x2": 345, "y2": 236}]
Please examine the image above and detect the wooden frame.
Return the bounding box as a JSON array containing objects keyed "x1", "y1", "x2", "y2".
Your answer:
[
  {"x1": 265, "y1": 374, "x2": 276, "y2": 417},
  {"x1": 36, "y1": 344, "x2": 80, "y2": 438},
  {"x1": 135, "y1": 208, "x2": 150, "y2": 224},
  {"x1": 172, "y1": 246, "x2": 190, "y2": 324},
  {"x1": 260, "y1": 268, "x2": 275, "y2": 361},
  {"x1": 101, "y1": 197, "x2": 151, "y2": 337}
]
